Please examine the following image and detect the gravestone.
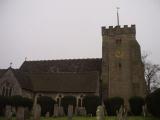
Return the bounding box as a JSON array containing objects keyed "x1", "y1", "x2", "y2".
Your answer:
[
  {"x1": 67, "y1": 105, "x2": 73, "y2": 120},
  {"x1": 96, "y1": 105, "x2": 105, "y2": 120},
  {"x1": 79, "y1": 107, "x2": 86, "y2": 116},
  {"x1": 5, "y1": 105, "x2": 12, "y2": 120},
  {"x1": 75, "y1": 107, "x2": 78, "y2": 115},
  {"x1": 142, "y1": 105, "x2": 146, "y2": 117},
  {"x1": 45, "y1": 112, "x2": 50, "y2": 117},
  {"x1": 116, "y1": 105, "x2": 127, "y2": 120},
  {"x1": 116, "y1": 106, "x2": 123, "y2": 120},
  {"x1": 16, "y1": 107, "x2": 24, "y2": 120},
  {"x1": 24, "y1": 107, "x2": 30, "y2": 120},
  {"x1": 59, "y1": 106, "x2": 65, "y2": 116},
  {"x1": 53, "y1": 104, "x2": 58, "y2": 117},
  {"x1": 33, "y1": 104, "x2": 41, "y2": 120},
  {"x1": 76, "y1": 107, "x2": 86, "y2": 116}
]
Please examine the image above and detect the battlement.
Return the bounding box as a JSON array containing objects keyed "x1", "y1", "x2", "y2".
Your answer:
[{"x1": 102, "y1": 25, "x2": 136, "y2": 36}]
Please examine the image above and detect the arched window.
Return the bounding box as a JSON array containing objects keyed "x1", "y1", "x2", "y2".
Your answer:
[
  {"x1": 9, "y1": 88, "x2": 12, "y2": 96},
  {"x1": 1, "y1": 81, "x2": 13, "y2": 96},
  {"x1": 6, "y1": 88, "x2": 8, "y2": 96}
]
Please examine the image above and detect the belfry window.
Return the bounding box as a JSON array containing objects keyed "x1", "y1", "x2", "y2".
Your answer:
[
  {"x1": 117, "y1": 62, "x2": 122, "y2": 70},
  {"x1": 118, "y1": 63, "x2": 122, "y2": 68},
  {"x1": 116, "y1": 38, "x2": 122, "y2": 45}
]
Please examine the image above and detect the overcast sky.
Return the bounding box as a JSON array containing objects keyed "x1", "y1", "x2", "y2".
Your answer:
[{"x1": 0, "y1": 0, "x2": 160, "y2": 69}]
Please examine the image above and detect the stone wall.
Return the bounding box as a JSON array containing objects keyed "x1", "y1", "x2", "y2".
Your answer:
[{"x1": 0, "y1": 69, "x2": 22, "y2": 96}]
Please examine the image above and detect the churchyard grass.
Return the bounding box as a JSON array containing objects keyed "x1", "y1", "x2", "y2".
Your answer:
[{"x1": 0, "y1": 116, "x2": 159, "y2": 120}]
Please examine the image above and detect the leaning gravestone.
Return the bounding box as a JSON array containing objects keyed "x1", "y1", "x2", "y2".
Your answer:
[
  {"x1": 67, "y1": 105, "x2": 73, "y2": 120},
  {"x1": 33, "y1": 104, "x2": 41, "y2": 120},
  {"x1": 53, "y1": 104, "x2": 59, "y2": 117},
  {"x1": 5, "y1": 105, "x2": 12, "y2": 120},
  {"x1": 16, "y1": 107, "x2": 24, "y2": 120},
  {"x1": 96, "y1": 105, "x2": 105, "y2": 120}
]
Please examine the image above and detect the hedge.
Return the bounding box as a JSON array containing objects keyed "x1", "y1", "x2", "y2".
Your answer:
[
  {"x1": 146, "y1": 88, "x2": 160, "y2": 117},
  {"x1": 11, "y1": 95, "x2": 33, "y2": 110},
  {"x1": 37, "y1": 96, "x2": 56, "y2": 116},
  {"x1": 83, "y1": 95, "x2": 101, "y2": 116},
  {"x1": 0, "y1": 95, "x2": 33, "y2": 116},
  {"x1": 104, "y1": 97, "x2": 124, "y2": 116},
  {"x1": 61, "y1": 96, "x2": 76, "y2": 115},
  {"x1": 0, "y1": 96, "x2": 11, "y2": 116},
  {"x1": 129, "y1": 96, "x2": 145, "y2": 116}
]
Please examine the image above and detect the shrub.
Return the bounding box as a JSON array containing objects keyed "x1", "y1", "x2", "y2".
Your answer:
[
  {"x1": 129, "y1": 96, "x2": 145, "y2": 116},
  {"x1": 11, "y1": 95, "x2": 33, "y2": 110},
  {"x1": 0, "y1": 95, "x2": 33, "y2": 116},
  {"x1": 82, "y1": 95, "x2": 101, "y2": 116},
  {"x1": 0, "y1": 96, "x2": 11, "y2": 116},
  {"x1": 146, "y1": 88, "x2": 160, "y2": 117},
  {"x1": 37, "y1": 96, "x2": 55, "y2": 116},
  {"x1": 104, "y1": 97, "x2": 124, "y2": 116},
  {"x1": 61, "y1": 96, "x2": 76, "y2": 115}
]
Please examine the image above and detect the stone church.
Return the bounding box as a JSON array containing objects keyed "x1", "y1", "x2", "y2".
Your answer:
[{"x1": 0, "y1": 25, "x2": 146, "y2": 106}]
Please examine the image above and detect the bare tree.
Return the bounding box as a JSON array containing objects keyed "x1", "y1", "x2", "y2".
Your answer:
[{"x1": 142, "y1": 52, "x2": 160, "y2": 94}]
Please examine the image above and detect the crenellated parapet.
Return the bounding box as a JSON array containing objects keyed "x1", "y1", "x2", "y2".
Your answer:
[{"x1": 102, "y1": 25, "x2": 136, "y2": 36}]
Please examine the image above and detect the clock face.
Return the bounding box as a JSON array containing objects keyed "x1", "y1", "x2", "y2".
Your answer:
[{"x1": 115, "y1": 49, "x2": 123, "y2": 58}]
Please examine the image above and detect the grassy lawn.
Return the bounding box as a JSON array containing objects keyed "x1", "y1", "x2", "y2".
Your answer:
[{"x1": 0, "y1": 116, "x2": 159, "y2": 120}]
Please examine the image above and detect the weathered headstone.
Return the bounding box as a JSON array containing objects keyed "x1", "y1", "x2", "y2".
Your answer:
[
  {"x1": 5, "y1": 105, "x2": 12, "y2": 120},
  {"x1": 116, "y1": 105, "x2": 127, "y2": 120},
  {"x1": 142, "y1": 105, "x2": 146, "y2": 117},
  {"x1": 45, "y1": 112, "x2": 50, "y2": 117},
  {"x1": 16, "y1": 107, "x2": 24, "y2": 120},
  {"x1": 59, "y1": 106, "x2": 65, "y2": 116},
  {"x1": 33, "y1": 104, "x2": 41, "y2": 120},
  {"x1": 96, "y1": 106, "x2": 105, "y2": 120},
  {"x1": 53, "y1": 104, "x2": 59, "y2": 117},
  {"x1": 75, "y1": 107, "x2": 78, "y2": 115},
  {"x1": 77, "y1": 107, "x2": 86, "y2": 116},
  {"x1": 24, "y1": 107, "x2": 30, "y2": 120},
  {"x1": 123, "y1": 106, "x2": 127, "y2": 120},
  {"x1": 67, "y1": 105, "x2": 73, "y2": 120},
  {"x1": 116, "y1": 106, "x2": 123, "y2": 120}
]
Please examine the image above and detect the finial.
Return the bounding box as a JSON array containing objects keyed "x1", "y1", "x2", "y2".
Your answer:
[
  {"x1": 25, "y1": 57, "x2": 27, "y2": 61},
  {"x1": 10, "y1": 62, "x2": 12, "y2": 68},
  {"x1": 116, "y1": 7, "x2": 120, "y2": 26}
]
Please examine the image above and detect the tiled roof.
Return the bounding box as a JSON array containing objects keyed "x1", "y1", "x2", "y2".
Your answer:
[
  {"x1": 20, "y1": 58, "x2": 102, "y2": 73},
  {"x1": 12, "y1": 69, "x2": 33, "y2": 91},
  {"x1": 0, "y1": 69, "x2": 6, "y2": 77},
  {"x1": 29, "y1": 71, "x2": 99, "y2": 93},
  {"x1": 0, "y1": 58, "x2": 101, "y2": 93}
]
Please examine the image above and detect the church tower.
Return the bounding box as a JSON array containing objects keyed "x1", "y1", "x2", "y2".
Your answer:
[{"x1": 101, "y1": 25, "x2": 146, "y2": 104}]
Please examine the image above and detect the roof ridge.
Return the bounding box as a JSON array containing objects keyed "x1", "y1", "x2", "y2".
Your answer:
[
  {"x1": 25, "y1": 58, "x2": 102, "y2": 62},
  {"x1": 28, "y1": 71, "x2": 99, "y2": 75}
]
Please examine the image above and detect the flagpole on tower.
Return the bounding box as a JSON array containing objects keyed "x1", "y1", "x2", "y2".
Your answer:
[{"x1": 116, "y1": 7, "x2": 120, "y2": 26}]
